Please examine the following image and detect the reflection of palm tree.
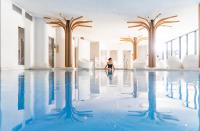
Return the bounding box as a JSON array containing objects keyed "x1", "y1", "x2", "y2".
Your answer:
[
  {"x1": 48, "y1": 71, "x2": 93, "y2": 122},
  {"x1": 121, "y1": 76, "x2": 138, "y2": 98},
  {"x1": 166, "y1": 80, "x2": 182, "y2": 99},
  {"x1": 129, "y1": 72, "x2": 178, "y2": 122},
  {"x1": 133, "y1": 77, "x2": 138, "y2": 98},
  {"x1": 166, "y1": 78, "x2": 198, "y2": 109}
]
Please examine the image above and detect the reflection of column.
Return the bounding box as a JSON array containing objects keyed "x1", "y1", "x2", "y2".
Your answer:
[
  {"x1": 78, "y1": 70, "x2": 90, "y2": 100},
  {"x1": 148, "y1": 72, "x2": 156, "y2": 120},
  {"x1": 0, "y1": 72, "x2": 1, "y2": 130},
  {"x1": 170, "y1": 83, "x2": 173, "y2": 98},
  {"x1": 33, "y1": 71, "x2": 49, "y2": 119},
  {"x1": 24, "y1": 71, "x2": 33, "y2": 126},
  {"x1": 55, "y1": 70, "x2": 65, "y2": 110},
  {"x1": 166, "y1": 77, "x2": 169, "y2": 92},
  {"x1": 194, "y1": 83, "x2": 197, "y2": 109},
  {"x1": 133, "y1": 76, "x2": 138, "y2": 98},
  {"x1": 90, "y1": 70, "x2": 100, "y2": 94},
  {"x1": 75, "y1": 70, "x2": 79, "y2": 100},
  {"x1": 198, "y1": 74, "x2": 200, "y2": 131},
  {"x1": 186, "y1": 83, "x2": 189, "y2": 107},
  {"x1": 179, "y1": 80, "x2": 182, "y2": 100}
]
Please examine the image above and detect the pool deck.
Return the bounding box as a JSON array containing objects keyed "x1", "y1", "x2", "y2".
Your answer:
[{"x1": 1, "y1": 67, "x2": 200, "y2": 72}]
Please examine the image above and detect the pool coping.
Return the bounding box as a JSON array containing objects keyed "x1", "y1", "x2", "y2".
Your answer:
[{"x1": 1, "y1": 67, "x2": 200, "y2": 72}]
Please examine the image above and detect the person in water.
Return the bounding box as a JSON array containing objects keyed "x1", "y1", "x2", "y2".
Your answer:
[{"x1": 104, "y1": 57, "x2": 115, "y2": 71}]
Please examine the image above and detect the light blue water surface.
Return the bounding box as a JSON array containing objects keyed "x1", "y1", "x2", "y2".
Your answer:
[{"x1": 0, "y1": 70, "x2": 199, "y2": 131}]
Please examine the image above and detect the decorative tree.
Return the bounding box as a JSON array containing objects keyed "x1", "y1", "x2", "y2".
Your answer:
[
  {"x1": 127, "y1": 14, "x2": 179, "y2": 67},
  {"x1": 120, "y1": 36, "x2": 147, "y2": 60},
  {"x1": 44, "y1": 13, "x2": 92, "y2": 67}
]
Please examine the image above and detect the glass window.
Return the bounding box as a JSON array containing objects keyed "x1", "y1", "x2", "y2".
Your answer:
[
  {"x1": 188, "y1": 33, "x2": 195, "y2": 55},
  {"x1": 172, "y1": 39, "x2": 179, "y2": 57},
  {"x1": 181, "y1": 36, "x2": 186, "y2": 60}
]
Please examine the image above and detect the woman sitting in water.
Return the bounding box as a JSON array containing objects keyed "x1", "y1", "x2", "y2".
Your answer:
[{"x1": 104, "y1": 57, "x2": 115, "y2": 71}]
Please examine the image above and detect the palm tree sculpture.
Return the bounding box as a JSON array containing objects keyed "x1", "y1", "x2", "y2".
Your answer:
[
  {"x1": 127, "y1": 13, "x2": 179, "y2": 67},
  {"x1": 128, "y1": 72, "x2": 179, "y2": 122},
  {"x1": 44, "y1": 13, "x2": 92, "y2": 67},
  {"x1": 47, "y1": 71, "x2": 93, "y2": 122},
  {"x1": 120, "y1": 36, "x2": 147, "y2": 60}
]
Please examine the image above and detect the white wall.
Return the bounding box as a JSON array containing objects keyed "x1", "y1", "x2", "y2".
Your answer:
[
  {"x1": 55, "y1": 28, "x2": 65, "y2": 68},
  {"x1": 33, "y1": 18, "x2": 48, "y2": 68},
  {"x1": 78, "y1": 39, "x2": 90, "y2": 61},
  {"x1": 0, "y1": 0, "x2": 56, "y2": 69},
  {"x1": 24, "y1": 15, "x2": 34, "y2": 69},
  {"x1": 33, "y1": 18, "x2": 56, "y2": 68},
  {"x1": 0, "y1": 0, "x2": 1, "y2": 68},
  {"x1": 1, "y1": 0, "x2": 34, "y2": 69}
]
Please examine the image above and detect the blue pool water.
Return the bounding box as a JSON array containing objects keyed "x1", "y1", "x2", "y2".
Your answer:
[{"x1": 0, "y1": 70, "x2": 200, "y2": 131}]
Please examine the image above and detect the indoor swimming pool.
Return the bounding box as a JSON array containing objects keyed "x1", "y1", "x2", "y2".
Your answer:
[{"x1": 0, "y1": 69, "x2": 199, "y2": 131}]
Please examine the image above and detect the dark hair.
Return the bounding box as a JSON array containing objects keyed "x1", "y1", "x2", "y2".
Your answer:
[{"x1": 108, "y1": 58, "x2": 112, "y2": 60}]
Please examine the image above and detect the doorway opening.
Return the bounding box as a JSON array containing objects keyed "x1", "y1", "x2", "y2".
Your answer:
[
  {"x1": 49, "y1": 37, "x2": 55, "y2": 67},
  {"x1": 18, "y1": 27, "x2": 25, "y2": 65}
]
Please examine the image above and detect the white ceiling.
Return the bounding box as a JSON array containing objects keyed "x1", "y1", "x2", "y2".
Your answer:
[{"x1": 13, "y1": 0, "x2": 199, "y2": 43}]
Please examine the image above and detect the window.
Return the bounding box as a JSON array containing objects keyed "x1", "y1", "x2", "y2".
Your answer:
[{"x1": 188, "y1": 33, "x2": 195, "y2": 55}]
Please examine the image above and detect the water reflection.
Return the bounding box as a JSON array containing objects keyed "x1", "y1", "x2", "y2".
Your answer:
[
  {"x1": 0, "y1": 73, "x2": 1, "y2": 131},
  {"x1": 198, "y1": 74, "x2": 200, "y2": 131},
  {"x1": 18, "y1": 74, "x2": 25, "y2": 110},
  {"x1": 47, "y1": 71, "x2": 93, "y2": 122},
  {"x1": 106, "y1": 70, "x2": 113, "y2": 83},
  {"x1": 0, "y1": 70, "x2": 200, "y2": 130},
  {"x1": 166, "y1": 71, "x2": 199, "y2": 109},
  {"x1": 48, "y1": 72, "x2": 55, "y2": 105},
  {"x1": 90, "y1": 70, "x2": 99, "y2": 95},
  {"x1": 121, "y1": 71, "x2": 138, "y2": 98},
  {"x1": 129, "y1": 72, "x2": 179, "y2": 122}
]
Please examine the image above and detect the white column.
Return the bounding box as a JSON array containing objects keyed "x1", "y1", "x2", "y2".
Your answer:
[
  {"x1": 24, "y1": 18, "x2": 34, "y2": 69},
  {"x1": 0, "y1": 0, "x2": 2, "y2": 68},
  {"x1": 33, "y1": 18, "x2": 49, "y2": 68},
  {"x1": 55, "y1": 28, "x2": 65, "y2": 68},
  {"x1": 33, "y1": 71, "x2": 49, "y2": 119},
  {"x1": 199, "y1": 4, "x2": 200, "y2": 67}
]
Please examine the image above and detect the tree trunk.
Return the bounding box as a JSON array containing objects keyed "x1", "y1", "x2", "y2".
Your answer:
[
  {"x1": 65, "y1": 20, "x2": 73, "y2": 67},
  {"x1": 133, "y1": 37, "x2": 137, "y2": 60},
  {"x1": 149, "y1": 20, "x2": 156, "y2": 68}
]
